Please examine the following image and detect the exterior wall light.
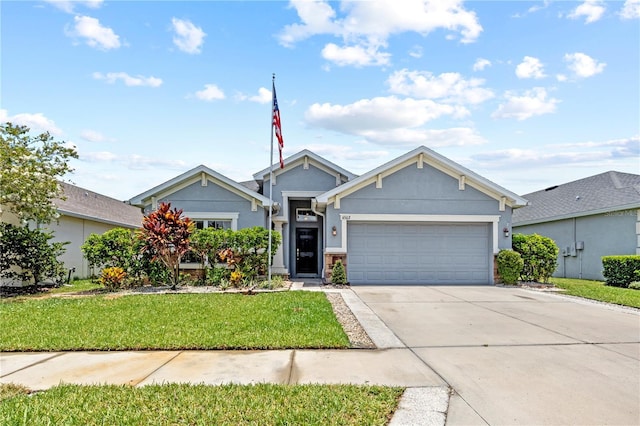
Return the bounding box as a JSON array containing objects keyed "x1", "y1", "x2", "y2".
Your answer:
[
  {"x1": 332, "y1": 225, "x2": 337, "y2": 236},
  {"x1": 503, "y1": 227, "x2": 510, "y2": 237}
]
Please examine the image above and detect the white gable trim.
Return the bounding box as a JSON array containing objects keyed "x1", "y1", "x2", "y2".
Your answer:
[
  {"x1": 316, "y1": 147, "x2": 528, "y2": 208},
  {"x1": 325, "y1": 213, "x2": 501, "y2": 255}
]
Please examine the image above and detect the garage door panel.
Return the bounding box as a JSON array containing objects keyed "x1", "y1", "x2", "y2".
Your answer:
[{"x1": 347, "y1": 222, "x2": 490, "y2": 285}]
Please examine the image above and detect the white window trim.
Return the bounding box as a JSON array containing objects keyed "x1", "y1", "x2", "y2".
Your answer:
[
  {"x1": 186, "y1": 212, "x2": 240, "y2": 231},
  {"x1": 325, "y1": 213, "x2": 501, "y2": 254}
]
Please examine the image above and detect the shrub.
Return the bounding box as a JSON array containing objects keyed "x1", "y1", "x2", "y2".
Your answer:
[
  {"x1": 629, "y1": 282, "x2": 640, "y2": 291},
  {"x1": 512, "y1": 233, "x2": 558, "y2": 283},
  {"x1": 99, "y1": 267, "x2": 127, "y2": 291},
  {"x1": 602, "y1": 255, "x2": 640, "y2": 288},
  {"x1": 331, "y1": 260, "x2": 347, "y2": 285},
  {"x1": 81, "y1": 228, "x2": 143, "y2": 280},
  {"x1": 496, "y1": 249, "x2": 523, "y2": 285},
  {"x1": 0, "y1": 223, "x2": 66, "y2": 285}
]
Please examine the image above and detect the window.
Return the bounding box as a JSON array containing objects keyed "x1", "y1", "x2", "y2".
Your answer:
[
  {"x1": 296, "y1": 208, "x2": 317, "y2": 222},
  {"x1": 194, "y1": 220, "x2": 232, "y2": 230}
]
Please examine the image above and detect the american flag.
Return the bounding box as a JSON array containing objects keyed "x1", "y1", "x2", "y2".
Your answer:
[{"x1": 272, "y1": 82, "x2": 284, "y2": 168}]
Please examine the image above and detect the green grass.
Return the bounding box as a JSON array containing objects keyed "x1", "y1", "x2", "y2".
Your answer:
[
  {"x1": 48, "y1": 279, "x2": 103, "y2": 295},
  {"x1": 0, "y1": 292, "x2": 350, "y2": 351},
  {"x1": 0, "y1": 383, "x2": 403, "y2": 425},
  {"x1": 549, "y1": 278, "x2": 640, "y2": 308}
]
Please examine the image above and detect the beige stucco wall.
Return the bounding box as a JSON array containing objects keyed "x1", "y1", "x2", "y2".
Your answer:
[{"x1": 41, "y1": 216, "x2": 129, "y2": 279}]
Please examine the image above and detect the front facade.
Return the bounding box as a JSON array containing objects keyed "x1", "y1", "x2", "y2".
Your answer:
[
  {"x1": 513, "y1": 171, "x2": 640, "y2": 281},
  {"x1": 130, "y1": 147, "x2": 527, "y2": 285}
]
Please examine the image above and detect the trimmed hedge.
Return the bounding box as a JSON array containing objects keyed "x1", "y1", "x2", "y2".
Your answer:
[
  {"x1": 496, "y1": 249, "x2": 523, "y2": 285},
  {"x1": 602, "y1": 255, "x2": 640, "y2": 288},
  {"x1": 512, "y1": 233, "x2": 558, "y2": 283}
]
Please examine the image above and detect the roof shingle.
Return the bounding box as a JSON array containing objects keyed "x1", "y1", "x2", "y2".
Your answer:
[
  {"x1": 512, "y1": 171, "x2": 640, "y2": 225},
  {"x1": 55, "y1": 182, "x2": 144, "y2": 228}
]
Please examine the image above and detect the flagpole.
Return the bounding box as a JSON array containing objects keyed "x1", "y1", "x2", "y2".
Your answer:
[{"x1": 267, "y1": 73, "x2": 275, "y2": 285}]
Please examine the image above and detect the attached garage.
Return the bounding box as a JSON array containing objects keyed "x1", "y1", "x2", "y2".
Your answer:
[{"x1": 347, "y1": 222, "x2": 491, "y2": 285}]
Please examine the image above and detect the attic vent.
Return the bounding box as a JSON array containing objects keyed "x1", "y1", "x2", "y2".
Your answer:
[{"x1": 544, "y1": 185, "x2": 559, "y2": 191}]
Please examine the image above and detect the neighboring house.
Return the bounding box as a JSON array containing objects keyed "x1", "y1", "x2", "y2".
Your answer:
[
  {"x1": 42, "y1": 182, "x2": 144, "y2": 279},
  {"x1": 130, "y1": 146, "x2": 527, "y2": 285},
  {"x1": 512, "y1": 171, "x2": 640, "y2": 281}
]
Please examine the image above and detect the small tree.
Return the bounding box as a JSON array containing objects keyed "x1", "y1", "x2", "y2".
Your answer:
[
  {"x1": 139, "y1": 202, "x2": 193, "y2": 289},
  {"x1": 331, "y1": 260, "x2": 347, "y2": 285},
  {"x1": 0, "y1": 223, "x2": 66, "y2": 285},
  {"x1": 0, "y1": 122, "x2": 78, "y2": 224},
  {"x1": 512, "y1": 233, "x2": 558, "y2": 283}
]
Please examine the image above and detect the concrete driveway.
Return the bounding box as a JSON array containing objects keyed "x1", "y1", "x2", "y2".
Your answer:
[{"x1": 351, "y1": 285, "x2": 640, "y2": 425}]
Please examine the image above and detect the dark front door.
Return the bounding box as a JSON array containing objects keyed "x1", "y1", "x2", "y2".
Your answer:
[{"x1": 296, "y1": 228, "x2": 318, "y2": 274}]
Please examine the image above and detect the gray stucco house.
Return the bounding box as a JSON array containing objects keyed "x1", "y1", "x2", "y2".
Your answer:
[
  {"x1": 512, "y1": 171, "x2": 640, "y2": 281},
  {"x1": 130, "y1": 146, "x2": 527, "y2": 285}
]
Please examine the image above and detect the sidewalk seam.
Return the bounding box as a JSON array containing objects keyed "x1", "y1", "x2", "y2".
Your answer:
[
  {"x1": 1, "y1": 352, "x2": 65, "y2": 378},
  {"x1": 132, "y1": 351, "x2": 183, "y2": 387}
]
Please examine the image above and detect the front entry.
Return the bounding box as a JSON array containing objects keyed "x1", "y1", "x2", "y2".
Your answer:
[{"x1": 296, "y1": 228, "x2": 318, "y2": 274}]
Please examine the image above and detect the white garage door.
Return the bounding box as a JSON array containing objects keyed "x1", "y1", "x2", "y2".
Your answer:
[{"x1": 347, "y1": 222, "x2": 490, "y2": 285}]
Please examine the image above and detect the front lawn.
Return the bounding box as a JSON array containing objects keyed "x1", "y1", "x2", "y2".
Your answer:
[
  {"x1": 0, "y1": 383, "x2": 403, "y2": 425},
  {"x1": 549, "y1": 278, "x2": 640, "y2": 308},
  {"x1": 0, "y1": 292, "x2": 350, "y2": 351}
]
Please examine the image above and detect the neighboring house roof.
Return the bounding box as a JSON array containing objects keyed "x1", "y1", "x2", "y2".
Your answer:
[
  {"x1": 252, "y1": 149, "x2": 357, "y2": 182},
  {"x1": 513, "y1": 171, "x2": 640, "y2": 226},
  {"x1": 315, "y1": 145, "x2": 528, "y2": 208},
  {"x1": 55, "y1": 182, "x2": 143, "y2": 228},
  {"x1": 128, "y1": 164, "x2": 272, "y2": 208}
]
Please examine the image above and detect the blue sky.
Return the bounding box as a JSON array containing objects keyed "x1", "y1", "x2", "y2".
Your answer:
[{"x1": 2, "y1": 0, "x2": 639, "y2": 201}]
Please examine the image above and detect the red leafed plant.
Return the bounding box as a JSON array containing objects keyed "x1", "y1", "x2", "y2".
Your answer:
[{"x1": 139, "y1": 202, "x2": 193, "y2": 289}]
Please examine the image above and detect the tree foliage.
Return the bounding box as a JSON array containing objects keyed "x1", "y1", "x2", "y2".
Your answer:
[
  {"x1": 0, "y1": 122, "x2": 78, "y2": 224},
  {"x1": 139, "y1": 203, "x2": 193, "y2": 288},
  {"x1": 512, "y1": 233, "x2": 558, "y2": 283},
  {"x1": 0, "y1": 223, "x2": 66, "y2": 285},
  {"x1": 330, "y1": 260, "x2": 347, "y2": 285},
  {"x1": 81, "y1": 228, "x2": 143, "y2": 279},
  {"x1": 496, "y1": 249, "x2": 524, "y2": 285}
]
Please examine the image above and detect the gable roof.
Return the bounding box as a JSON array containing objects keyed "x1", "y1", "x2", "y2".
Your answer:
[
  {"x1": 128, "y1": 165, "x2": 272, "y2": 208},
  {"x1": 315, "y1": 146, "x2": 528, "y2": 207},
  {"x1": 513, "y1": 171, "x2": 640, "y2": 225},
  {"x1": 56, "y1": 182, "x2": 143, "y2": 228},
  {"x1": 252, "y1": 149, "x2": 357, "y2": 182}
]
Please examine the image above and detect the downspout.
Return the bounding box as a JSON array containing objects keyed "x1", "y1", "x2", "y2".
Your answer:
[{"x1": 311, "y1": 199, "x2": 326, "y2": 281}]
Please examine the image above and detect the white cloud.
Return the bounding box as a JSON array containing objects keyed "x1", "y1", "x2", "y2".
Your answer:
[
  {"x1": 568, "y1": 0, "x2": 606, "y2": 24},
  {"x1": 66, "y1": 15, "x2": 121, "y2": 50},
  {"x1": 279, "y1": 0, "x2": 482, "y2": 67},
  {"x1": 492, "y1": 87, "x2": 559, "y2": 121},
  {"x1": 305, "y1": 96, "x2": 476, "y2": 146},
  {"x1": 249, "y1": 87, "x2": 272, "y2": 104},
  {"x1": 80, "y1": 129, "x2": 112, "y2": 142},
  {"x1": 620, "y1": 0, "x2": 640, "y2": 19},
  {"x1": 171, "y1": 18, "x2": 206, "y2": 54},
  {"x1": 361, "y1": 127, "x2": 486, "y2": 147},
  {"x1": 44, "y1": 0, "x2": 103, "y2": 14},
  {"x1": 387, "y1": 69, "x2": 494, "y2": 104},
  {"x1": 556, "y1": 74, "x2": 568, "y2": 82},
  {"x1": 0, "y1": 109, "x2": 63, "y2": 135},
  {"x1": 299, "y1": 144, "x2": 389, "y2": 161},
  {"x1": 194, "y1": 84, "x2": 225, "y2": 101},
  {"x1": 470, "y1": 135, "x2": 639, "y2": 168},
  {"x1": 321, "y1": 42, "x2": 391, "y2": 67},
  {"x1": 564, "y1": 52, "x2": 606, "y2": 78},
  {"x1": 93, "y1": 72, "x2": 162, "y2": 87},
  {"x1": 515, "y1": 56, "x2": 546, "y2": 79},
  {"x1": 80, "y1": 151, "x2": 188, "y2": 170},
  {"x1": 472, "y1": 58, "x2": 491, "y2": 71},
  {"x1": 408, "y1": 45, "x2": 423, "y2": 58}
]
